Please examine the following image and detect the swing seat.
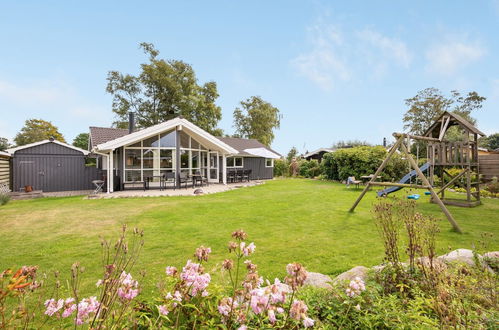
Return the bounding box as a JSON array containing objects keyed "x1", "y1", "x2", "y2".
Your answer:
[{"x1": 407, "y1": 194, "x2": 420, "y2": 200}]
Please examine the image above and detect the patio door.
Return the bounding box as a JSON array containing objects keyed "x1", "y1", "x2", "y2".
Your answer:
[{"x1": 208, "y1": 151, "x2": 218, "y2": 183}]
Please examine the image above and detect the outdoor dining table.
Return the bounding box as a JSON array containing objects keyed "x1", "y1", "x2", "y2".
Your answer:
[{"x1": 145, "y1": 175, "x2": 166, "y2": 190}]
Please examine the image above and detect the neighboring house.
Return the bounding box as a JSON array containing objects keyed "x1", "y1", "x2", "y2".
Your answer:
[
  {"x1": 6, "y1": 139, "x2": 101, "y2": 192},
  {"x1": 90, "y1": 116, "x2": 281, "y2": 192},
  {"x1": 0, "y1": 151, "x2": 11, "y2": 190},
  {"x1": 303, "y1": 148, "x2": 336, "y2": 162}
]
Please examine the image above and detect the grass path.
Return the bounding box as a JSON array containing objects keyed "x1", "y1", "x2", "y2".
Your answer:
[{"x1": 0, "y1": 179, "x2": 497, "y2": 297}]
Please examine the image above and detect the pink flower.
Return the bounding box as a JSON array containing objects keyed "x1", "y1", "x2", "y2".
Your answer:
[
  {"x1": 61, "y1": 298, "x2": 76, "y2": 318},
  {"x1": 303, "y1": 317, "x2": 315, "y2": 327},
  {"x1": 165, "y1": 266, "x2": 178, "y2": 276},
  {"x1": 346, "y1": 277, "x2": 365, "y2": 297},
  {"x1": 268, "y1": 309, "x2": 277, "y2": 324},
  {"x1": 240, "y1": 242, "x2": 256, "y2": 256},
  {"x1": 180, "y1": 260, "x2": 211, "y2": 297},
  {"x1": 75, "y1": 296, "x2": 99, "y2": 325},
  {"x1": 194, "y1": 246, "x2": 212, "y2": 262},
  {"x1": 117, "y1": 271, "x2": 139, "y2": 301},
  {"x1": 44, "y1": 298, "x2": 63, "y2": 316},
  {"x1": 290, "y1": 300, "x2": 308, "y2": 321},
  {"x1": 158, "y1": 305, "x2": 169, "y2": 315},
  {"x1": 249, "y1": 288, "x2": 269, "y2": 314},
  {"x1": 217, "y1": 297, "x2": 237, "y2": 317},
  {"x1": 238, "y1": 325, "x2": 248, "y2": 330}
]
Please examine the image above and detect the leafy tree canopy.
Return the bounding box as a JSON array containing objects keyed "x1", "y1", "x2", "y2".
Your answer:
[
  {"x1": 73, "y1": 133, "x2": 89, "y2": 150},
  {"x1": 14, "y1": 119, "x2": 65, "y2": 146},
  {"x1": 479, "y1": 133, "x2": 499, "y2": 150},
  {"x1": 287, "y1": 146, "x2": 299, "y2": 162},
  {"x1": 0, "y1": 137, "x2": 10, "y2": 151},
  {"x1": 332, "y1": 140, "x2": 372, "y2": 149},
  {"x1": 403, "y1": 88, "x2": 486, "y2": 137},
  {"x1": 106, "y1": 42, "x2": 223, "y2": 135},
  {"x1": 233, "y1": 96, "x2": 281, "y2": 146}
]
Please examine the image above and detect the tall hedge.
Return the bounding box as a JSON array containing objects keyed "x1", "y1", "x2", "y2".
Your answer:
[{"x1": 322, "y1": 146, "x2": 409, "y2": 181}]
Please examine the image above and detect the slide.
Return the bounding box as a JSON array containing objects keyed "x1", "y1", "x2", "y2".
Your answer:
[{"x1": 377, "y1": 162, "x2": 431, "y2": 197}]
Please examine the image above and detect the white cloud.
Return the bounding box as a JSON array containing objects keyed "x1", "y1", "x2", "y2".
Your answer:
[
  {"x1": 290, "y1": 21, "x2": 412, "y2": 90},
  {"x1": 290, "y1": 24, "x2": 350, "y2": 91},
  {"x1": 425, "y1": 38, "x2": 485, "y2": 76},
  {"x1": 357, "y1": 29, "x2": 412, "y2": 68}
]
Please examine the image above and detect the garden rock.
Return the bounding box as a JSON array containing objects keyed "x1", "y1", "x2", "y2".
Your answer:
[
  {"x1": 332, "y1": 266, "x2": 369, "y2": 284},
  {"x1": 437, "y1": 249, "x2": 480, "y2": 267},
  {"x1": 304, "y1": 272, "x2": 333, "y2": 289},
  {"x1": 483, "y1": 251, "x2": 499, "y2": 260},
  {"x1": 483, "y1": 251, "x2": 499, "y2": 272}
]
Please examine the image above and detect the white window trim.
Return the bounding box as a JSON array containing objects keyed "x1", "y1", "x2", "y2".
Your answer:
[
  {"x1": 265, "y1": 158, "x2": 274, "y2": 167},
  {"x1": 226, "y1": 156, "x2": 244, "y2": 168}
]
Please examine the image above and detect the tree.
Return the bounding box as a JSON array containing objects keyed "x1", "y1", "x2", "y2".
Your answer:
[
  {"x1": 0, "y1": 137, "x2": 10, "y2": 151},
  {"x1": 479, "y1": 133, "x2": 499, "y2": 150},
  {"x1": 287, "y1": 146, "x2": 298, "y2": 162},
  {"x1": 332, "y1": 140, "x2": 371, "y2": 148},
  {"x1": 403, "y1": 88, "x2": 486, "y2": 136},
  {"x1": 14, "y1": 119, "x2": 65, "y2": 146},
  {"x1": 106, "y1": 42, "x2": 223, "y2": 135},
  {"x1": 233, "y1": 96, "x2": 281, "y2": 146},
  {"x1": 73, "y1": 133, "x2": 89, "y2": 150}
]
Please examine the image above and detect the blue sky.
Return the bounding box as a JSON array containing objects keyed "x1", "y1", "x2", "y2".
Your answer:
[{"x1": 1, "y1": 1, "x2": 498, "y2": 154}]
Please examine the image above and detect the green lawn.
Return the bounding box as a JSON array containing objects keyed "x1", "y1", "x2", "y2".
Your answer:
[{"x1": 0, "y1": 179, "x2": 497, "y2": 298}]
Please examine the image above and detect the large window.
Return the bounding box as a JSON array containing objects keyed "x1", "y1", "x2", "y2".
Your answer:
[
  {"x1": 123, "y1": 129, "x2": 210, "y2": 182},
  {"x1": 226, "y1": 157, "x2": 243, "y2": 168},
  {"x1": 265, "y1": 158, "x2": 274, "y2": 167}
]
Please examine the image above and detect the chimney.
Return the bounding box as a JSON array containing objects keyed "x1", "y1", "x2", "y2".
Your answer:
[
  {"x1": 383, "y1": 137, "x2": 387, "y2": 147},
  {"x1": 128, "y1": 112, "x2": 135, "y2": 134}
]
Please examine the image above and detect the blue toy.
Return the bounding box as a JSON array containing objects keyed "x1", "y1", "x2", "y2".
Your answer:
[
  {"x1": 407, "y1": 194, "x2": 420, "y2": 200},
  {"x1": 424, "y1": 191, "x2": 431, "y2": 195}
]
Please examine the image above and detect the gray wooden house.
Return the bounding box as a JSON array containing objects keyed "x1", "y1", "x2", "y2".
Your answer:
[
  {"x1": 6, "y1": 139, "x2": 102, "y2": 192},
  {"x1": 90, "y1": 116, "x2": 281, "y2": 192}
]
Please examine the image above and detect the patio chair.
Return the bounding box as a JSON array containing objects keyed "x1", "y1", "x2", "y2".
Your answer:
[
  {"x1": 242, "y1": 169, "x2": 251, "y2": 182},
  {"x1": 164, "y1": 172, "x2": 176, "y2": 190},
  {"x1": 227, "y1": 170, "x2": 235, "y2": 183},
  {"x1": 236, "y1": 169, "x2": 244, "y2": 182},
  {"x1": 194, "y1": 170, "x2": 209, "y2": 187},
  {"x1": 346, "y1": 176, "x2": 362, "y2": 189},
  {"x1": 92, "y1": 180, "x2": 105, "y2": 194},
  {"x1": 179, "y1": 172, "x2": 189, "y2": 189}
]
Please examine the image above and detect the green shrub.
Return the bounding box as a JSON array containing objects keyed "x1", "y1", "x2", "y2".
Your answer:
[
  {"x1": 0, "y1": 193, "x2": 10, "y2": 206},
  {"x1": 322, "y1": 146, "x2": 408, "y2": 181},
  {"x1": 273, "y1": 159, "x2": 288, "y2": 177},
  {"x1": 297, "y1": 159, "x2": 323, "y2": 178}
]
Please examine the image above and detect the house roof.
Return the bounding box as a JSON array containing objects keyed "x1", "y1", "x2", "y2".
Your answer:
[
  {"x1": 424, "y1": 111, "x2": 485, "y2": 138},
  {"x1": 89, "y1": 126, "x2": 129, "y2": 147},
  {"x1": 217, "y1": 137, "x2": 282, "y2": 157},
  {"x1": 94, "y1": 117, "x2": 238, "y2": 155},
  {"x1": 6, "y1": 139, "x2": 90, "y2": 155},
  {"x1": 303, "y1": 148, "x2": 336, "y2": 158}
]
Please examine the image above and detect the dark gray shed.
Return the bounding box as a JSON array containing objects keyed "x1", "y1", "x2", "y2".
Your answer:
[{"x1": 7, "y1": 140, "x2": 102, "y2": 192}]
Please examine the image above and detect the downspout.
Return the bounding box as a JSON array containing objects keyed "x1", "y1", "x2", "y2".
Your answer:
[{"x1": 92, "y1": 149, "x2": 110, "y2": 193}]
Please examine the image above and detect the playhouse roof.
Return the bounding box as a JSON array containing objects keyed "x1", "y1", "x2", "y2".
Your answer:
[{"x1": 424, "y1": 111, "x2": 485, "y2": 138}]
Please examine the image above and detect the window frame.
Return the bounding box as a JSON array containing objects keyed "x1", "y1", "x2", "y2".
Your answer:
[
  {"x1": 265, "y1": 158, "x2": 274, "y2": 167},
  {"x1": 226, "y1": 156, "x2": 244, "y2": 168}
]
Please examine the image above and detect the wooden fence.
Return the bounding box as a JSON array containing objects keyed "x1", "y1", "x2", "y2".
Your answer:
[{"x1": 479, "y1": 154, "x2": 499, "y2": 181}]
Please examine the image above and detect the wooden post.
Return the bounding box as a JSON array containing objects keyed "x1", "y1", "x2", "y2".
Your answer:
[
  {"x1": 349, "y1": 136, "x2": 403, "y2": 212},
  {"x1": 400, "y1": 142, "x2": 462, "y2": 233},
  {"x1": 435, "y1": 168, "x2": 467, "y2": 195}
]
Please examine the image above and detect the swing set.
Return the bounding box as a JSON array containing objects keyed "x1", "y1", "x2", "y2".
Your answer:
[{"x1": 349, "y1": 111, "x2": 486, "y2": 234}]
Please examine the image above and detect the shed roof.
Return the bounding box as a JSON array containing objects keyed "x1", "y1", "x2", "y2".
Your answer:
[
  {"x1": 216, "y1": 137, "x2": 282, "y2": 157},
  {"x1": 6, "y1": 140, "x2": 90, "y2": 155},
  {"x1": 0, "y1": 151, "x2": 10, "y2": 158},
  {"x1": 303, "y1": 148, "x2": 336, "y2": 158},
  {"x1": 89, "y1": 126, "x2": 129, "y2": 147},
  {"x1": 424, "y1": 111, "x2": 485, "y2": 138}
]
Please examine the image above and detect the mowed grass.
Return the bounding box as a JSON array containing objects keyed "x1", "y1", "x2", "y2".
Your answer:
[{"x1": 0, "y1": 179, "x2": 497, "y2": 298}]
